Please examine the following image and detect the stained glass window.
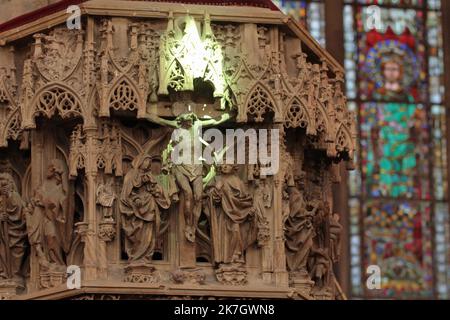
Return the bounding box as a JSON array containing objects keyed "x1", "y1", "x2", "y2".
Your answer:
[
  {"x1": 273, "y1": 0, "x2": 326, "y2": 47},
  {"x1": 345, "y1": 0, "x2": 450, "y2": 299}
]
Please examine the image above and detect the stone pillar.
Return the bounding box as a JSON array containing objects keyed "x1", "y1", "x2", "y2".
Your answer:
[
  {"x1": 80, "y1": 128, "x2": 99, "y2": 281},
  {"x1": 273, "y1": 125, "x2": 288, "y2": 286},
  {"x1": 177, "y1": 199, "x2": 196, "y2": 269},
  {"x1": 29, "y1": 130, "x2": 44, "y2": 291},
  {"x1": 261, "y1": 226, "x2": 273, "y2": 284},
  {"x1": 98, "y1": 219, "x2": 116, "y2": 279}
]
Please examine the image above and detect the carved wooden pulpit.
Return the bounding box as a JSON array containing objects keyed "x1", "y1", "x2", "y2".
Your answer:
[{"x1": 0, "y1": 0, "x2": 355, "y2": 300}]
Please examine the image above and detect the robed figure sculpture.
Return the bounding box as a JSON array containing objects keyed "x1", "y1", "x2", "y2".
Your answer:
[
  {"x1": 26, "y1": 159, "x2": 73, "y2": 271},
  {"x1": 0, "y1": 173, "x2": 27, "y2": 282}
]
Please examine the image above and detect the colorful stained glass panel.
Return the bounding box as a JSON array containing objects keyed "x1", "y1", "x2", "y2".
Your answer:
[
  {"x1": 355, "y1": 7, "x2": 427, "y2": 102},
  {"x1": 273, "y1": 0, "x2": 308, "y2": 27},
  {"x1": 349, "y1": 199, "x2": 363, "y2": 296},
  {"x1": 360, "y1": 102, "x2": 431, "y2": 199},
  {"x1": 363, "y1": 200, "x2": 434, "y2": 298},
  {"x1": 347, "y1": 0, "x2": 449, "y2": 299},
  {"x1": 306, "y1": 2, "x2": 325, "y2": 47},
  {"x1": 428, "y1": 0, "x2": 441, "y2": 10}
]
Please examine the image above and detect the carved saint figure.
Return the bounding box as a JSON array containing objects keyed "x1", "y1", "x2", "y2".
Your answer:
[
  {"x1": 120, "y1": 157, "x2": 170, "y2": 263},
  {"x1": 308, "y1": 246, "x2": 331, "y2": 289},
  {"x1": 205, "y1": 164, "x2": 259, "y2": 267},
  {"x1": 145, "y1": 109, "x2": 231, "y2": 243},
  {"x1": 96, "y1": 179, "x2": 116, "y2": 220},
  {"x1": 26, "y1": 160, "x2": 73, "y2": 271},
  {"x1": 0, "y1": 173, "x2": 27, "y2": 282},
  {"x1": 308, "y1": 202, "x2": 342, "y2": 294},
  {"x1": 284, "y1": 176, "x2": 315, "y2": 277}
]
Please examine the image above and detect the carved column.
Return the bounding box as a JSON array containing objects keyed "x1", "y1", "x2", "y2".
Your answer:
[
  {"x1": 176, "y1": 200, "x2": 197, "y2": 269},
  {"x1": 273, "y1": 125, "x2": 288, "y2": 286},
  {"x1": 28, "y1": 130, "x2": 43, "y2": 291},
  {"x1": 260, "y1": 213, "x2": 273, "y2": 284},
  {"x1": 81, "y1": 128, "x2": 99, "y2": 281}
]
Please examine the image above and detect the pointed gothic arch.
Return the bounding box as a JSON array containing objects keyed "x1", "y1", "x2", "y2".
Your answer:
[{"x1": 23, "y1": 83, "x2": 86, "y2": 129}]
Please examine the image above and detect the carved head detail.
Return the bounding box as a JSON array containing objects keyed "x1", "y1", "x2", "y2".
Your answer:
[
  {"x1": 176, "y1": 112, "x2": 198, "y2": 129},
  {"x1": 293, "y1": 172, "x2": 306, "y2": 189},
  {"x1": 218, "y1": 164, "x2": 238, "y2": 175},
  {"x1": 140, "y1": 157, "x2": 153, "y2": 171},
  {"x1": 0, "y1": 173, "x2": 17, "y2": 196},
  {"x1": 47, "y1": 159, "x2": 65, "y2": 183}
]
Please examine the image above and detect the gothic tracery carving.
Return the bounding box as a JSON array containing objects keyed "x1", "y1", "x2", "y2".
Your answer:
[
  {"x1": 0, "y1": 56, "x2": 22, "y2": 147},
  {"x1": 98, "y1": 20, "x2": 159, "y2": 118},
  {"x1": 20, "y1": 28, "x2": 95, "y2": 130},
  {"x1": 158, "y1": 13, "x2": 226, "y2": 100},
  {"x1": 69, "y1": 123, "x2": 123, "y2": 178}
]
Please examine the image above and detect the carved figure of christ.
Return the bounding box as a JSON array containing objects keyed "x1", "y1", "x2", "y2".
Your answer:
[{"x1": 145, "y1": 109, "x2": 231, "y2": 243}]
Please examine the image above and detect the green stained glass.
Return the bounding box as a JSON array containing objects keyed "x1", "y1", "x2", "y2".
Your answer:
[{"x1": 360, "y1": 102, "x2": 430, "y2": 199}]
